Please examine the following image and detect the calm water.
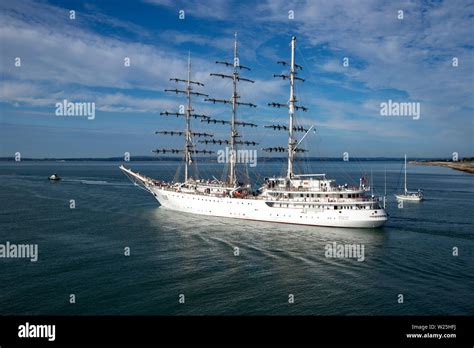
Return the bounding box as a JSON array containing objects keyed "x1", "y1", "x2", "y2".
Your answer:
[{"x1": 0, "y1": 161, "x2": 473, "y2": 315}]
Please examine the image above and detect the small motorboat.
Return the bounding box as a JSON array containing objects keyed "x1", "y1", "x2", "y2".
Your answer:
[{"x1": 48, "y1": 173, "x2": 61, "y2": 181}]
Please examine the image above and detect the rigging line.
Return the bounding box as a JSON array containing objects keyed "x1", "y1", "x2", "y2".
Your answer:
[
  {"x1": 191, "y1": 133, "x2": 202, "y2": 180},
  {"x1": 308, "y1": 131, "x2": 345, "y2": 182},
  {"x1": 294, "y1": 132, "x2": 311, "y2": 174},
  {"x1": 345, "y1": 156, "x2": 370, "y2": 188},
  {"x1": 296, "y1": 45, "x2": 364, "y2": 181},
  {"x1": 297, "y1": 45, "x2": 392, "y2": 192},
  {"x1": 334, "y1": 146, "x2": 370, "y2": 184},
  {"x1": 395, "y1": 161, "x2": 404, "y2": 193},
  {"x1": 370, "y1": 167, "x2": 383, "y2": 197},
  {"x1": 330, "y1": 157, "x2": 359, "y2": 186},
  {"x1": 346, "y1": 147, "x2": 373, "y2": 176},
  {"x1": 122, "y1": 170, "x2": 149, "y2": 192},
  {"x1": 173, "y1": 160, "x2": 183, "y2": 183},
  {"x1": 353, "y1": 156, "x2": 370, "y2": 177},
  {"x1": 296, "y1": 45, "x2": 317, "y2": 82},
  {"x1": 291, "y1": 85, "x2": 313, "y2": 175},
  {"x1": 359, "y1": 161, "x2": 383, "y2": 196},
  {"x1": 294, "y1": 88, "x2": 319, "y2": 175}
]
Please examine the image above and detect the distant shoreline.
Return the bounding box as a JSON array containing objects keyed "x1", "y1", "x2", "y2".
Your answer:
[
  {"x1": 2, "y1": 157, "x2": 473, "y2": 171},
  {"x1": 0, "y1": 156, "x2": 459, "y2": 163},
  {"x1": 410, "y1": 160, "x2": 474, "y2": 174}
]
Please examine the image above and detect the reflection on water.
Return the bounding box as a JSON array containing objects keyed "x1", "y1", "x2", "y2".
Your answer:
[{"x1": 150, "y1": 207, "x2": 385, "y2": 251}]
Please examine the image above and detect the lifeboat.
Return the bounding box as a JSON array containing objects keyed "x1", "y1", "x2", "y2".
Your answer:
[{"x1": 233, "y1": 191, "x2": 243, "y2": 198}]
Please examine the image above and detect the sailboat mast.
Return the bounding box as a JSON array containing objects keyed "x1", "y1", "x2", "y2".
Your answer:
[
  {"x1": 404, "y1": 154, "x2": 407, "y2": 193},
  {"x1": 229, "y1": 33, "x2": 238, "y2": 186},
  {"x1": 287, "y1": 36, "x2": 296, "y2": 179}
]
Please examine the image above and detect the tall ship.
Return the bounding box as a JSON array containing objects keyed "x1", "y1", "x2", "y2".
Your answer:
[{"x1": 120, "y1": 35, "x2": 388, "y2": 228}]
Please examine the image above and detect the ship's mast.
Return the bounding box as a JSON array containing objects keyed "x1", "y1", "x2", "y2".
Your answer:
[
  {"x1": 157, "y1": 55, "x2": 213, "y2": 183},
  {"x1": 266, "y1": 36, "x2": 308, "y2": 179},
  {"x1": 203, "y1": 33, "x2": 258, "y2": 187},
  {"x1": 185, "y1": 53, "x2": 192, "y2": 182},
  {"x1": 287, "y1": 36, "x2": 297, "y2": 179},
  {"x1": 230, "y1": 34, "x2": 238, "y2": 186}
]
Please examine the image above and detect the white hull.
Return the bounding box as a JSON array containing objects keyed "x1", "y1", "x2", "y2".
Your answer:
[
  {"x1": 150, "y1": 187, "x2": 387, "y2": 228},
  {"x1": 395, "y1": 194, "x2": 423, "y2": 201},
  {"x1": 123, "y1": 37, "x2": 391, "y2": 230},
  {"x1": 397, "y1": 155, "x2": 423, "y2": 201}
]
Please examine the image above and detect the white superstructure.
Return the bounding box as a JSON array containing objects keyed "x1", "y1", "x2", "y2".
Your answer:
[{"x1": 120, "y1": 36, "x2": 388, "y2": 228}]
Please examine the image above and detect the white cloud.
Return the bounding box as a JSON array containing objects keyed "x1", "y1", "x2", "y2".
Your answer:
[
  {"x1": 255, "y1": 0, "x2": 474, "y2": 108},
  {"x1": 1, "y1": 0, "x2": 472, "y2": 157},
  {"x1": 0, "y1": 0, "x2": 287, "y2": 116},
  {"x1": 144, "y1": 0, "x2": 232, "y2": 20}
]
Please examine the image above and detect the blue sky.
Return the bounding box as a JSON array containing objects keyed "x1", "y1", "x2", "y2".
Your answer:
[{"x1": 0, "y1": 0, "x2": 473, "y2": 158}]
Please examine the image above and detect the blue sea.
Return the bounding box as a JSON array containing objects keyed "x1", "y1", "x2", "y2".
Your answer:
[{"x1": 0, "y1": 160, "x2": 473, "y2": 315}]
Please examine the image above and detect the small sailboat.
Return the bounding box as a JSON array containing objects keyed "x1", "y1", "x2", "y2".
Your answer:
[
  {"x1": 395, "y1": 155, "x2": 423, "y2": 201},
  {"x1": 48, "y1": 173, "x2": 61, "y2": 181}
]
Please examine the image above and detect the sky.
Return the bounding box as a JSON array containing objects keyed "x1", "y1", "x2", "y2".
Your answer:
[{"x1": 0, "y1": 0, "x2": 473, "y2": 158}]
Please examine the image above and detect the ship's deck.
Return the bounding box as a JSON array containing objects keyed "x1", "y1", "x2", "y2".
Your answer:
[
  {"x1": 120, "y1": 165, "x2": 380, "y2": 205},
  {"x1": 156, "y1": 185, "x2": 380, "y2": 204}
]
